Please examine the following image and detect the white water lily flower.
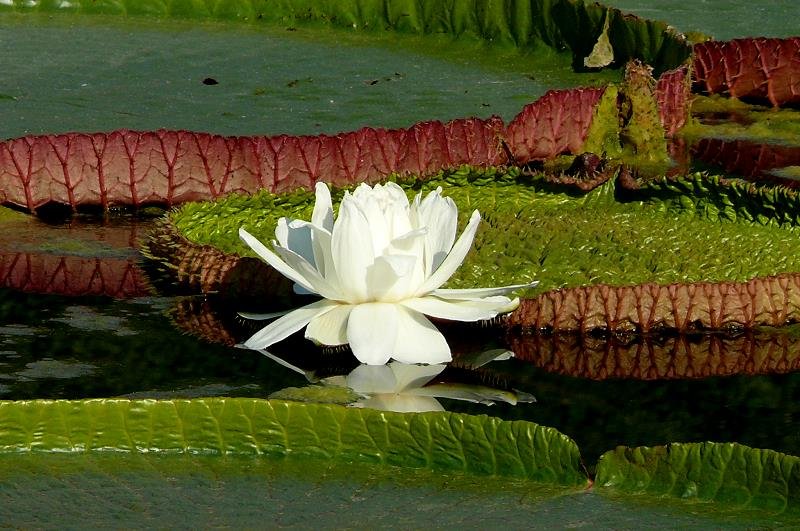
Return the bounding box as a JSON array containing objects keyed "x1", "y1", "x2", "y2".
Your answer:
[{"x1": 239, "y1": 181, "x2": 536, "y2": 365}]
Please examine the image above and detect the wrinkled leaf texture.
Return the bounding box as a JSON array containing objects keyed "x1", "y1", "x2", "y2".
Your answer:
[
  {"x1": 597, "y1": 442, "x2": 800, "y2": 516},
  {"x1": 0, "y1": 398, "x2": 589, "y2": 486}
]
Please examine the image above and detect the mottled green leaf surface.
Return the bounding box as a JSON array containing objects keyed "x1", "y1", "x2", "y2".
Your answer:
[
  {"x1": 173, "y1": 167, "x2": 800, "y2": 296},
  {"x1": 596, "y1": 442, "x2": 800, "y2": 523},
  {"x1": 0, "y1": 398, "x2": 588, "y2": 485}
]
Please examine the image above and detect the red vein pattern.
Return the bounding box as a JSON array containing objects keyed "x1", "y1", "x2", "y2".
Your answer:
[
  {"x1": 655, "y1": 65, "x2": 691, "y2": 136},
  {"x1": 0, "y1": 118, "x2": 506, "y2": 213},
  {"x1": 0, "y1": 221, "x2": 152, "y2": 298},
  {"x1": 504, "y1": 88, "x2": 605, "y2": 162},
  {"x1": 506, "y1": 274, "x2": 800, "y2": 333},
  {"x1": 0, "y1": 88, "x2": 613, "y2": 213},
  {"x1": 693, "y1": 37, "x2": 800, "y2": 107}
]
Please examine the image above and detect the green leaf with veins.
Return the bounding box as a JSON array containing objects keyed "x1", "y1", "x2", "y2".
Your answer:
[
  {"x1": 596, "y1": 442, "x2": 800, "y2": 523},
  {"x1": 0, "y1": 398, "x2": 589, "y2": 485}
]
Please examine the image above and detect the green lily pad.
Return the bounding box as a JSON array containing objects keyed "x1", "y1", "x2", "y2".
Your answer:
[
  {"x1": 596, "y1": 442, "x2": 800, "y2": 523},
  {"x1": 0, "y1": 11, "x2": 623, "y2": 141},
  {"x1": 171, "y1": 167, "x2": 800, "y2": 296},
  {"x1": 0, "y1": 0, "x2": 690, "y2": 71},
  {"x1": 0, "y1": 398, "x2": 589, "y2": 485}
]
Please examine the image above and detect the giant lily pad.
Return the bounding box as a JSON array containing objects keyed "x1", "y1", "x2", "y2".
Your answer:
[
  {"x1": 0, "y1": 398, "x2": 588, "y2": 485},
  {"x1": 156, "y1": 166, "x2": 800, "y2": 331},
  {"x1": 596, "y1": 442, "x2": 800, "y2": 522}
]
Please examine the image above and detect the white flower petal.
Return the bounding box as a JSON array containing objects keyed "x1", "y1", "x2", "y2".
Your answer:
[
  {"x1": 285, "y1": 218, "x2": 317, "y2": 265},
  {"x1": 433, "y1": 281, "x2": 539, "y2": 299},
  {"x1": 388, "y1": 227, "x2": 427, "y2": 251},
  {"x1": 365, "y1": 254, "x2": 416, "y2": 301},
  {"x1": 274, "y1": 244, "x2": 343, "y2": 301},
  {"x1": 401, "y1": 295, "x2": 518, "y2": 321},
  {"x1": 254, "y1": 349, "x2": 308, "y2": 377},
  {"x1": 310, "y1": 226, "x2": 335, "y2": 281},
  {"x1": 390, "y1": 307, "x2": 451, "y2": 364},
  {"x1": 416, "y1": 188, "x2": 458, "y2": 275},
  {"x1": 305, "y1": 304, "x2": 352, "y2": 345},
  {"x1": 283, "y1": 220, "x2": 337, "y2": 284},
  {"x1": 410, "y1": 384, "x2": 518, "y2": 405},
  {"x1": 311, "y1": 182, "x2": 334, "y2": 232},
  {"x1": 386, "y1": 199, "x2": 413, "y2": 242},
  {"x1": 332, "y1": 198, "x2": 374, "y2": 303},
  {"x1": 346, "y1": 302, "x2": 398, "y2": 365},
  {"x1": 414, "y1": 209, "x2": 481, "y2": 296},
  {"x1": 275, "y1": 217, "x2": 290, "y2": 249},
  {"x1": 239, "y1": 227, "x2": 317, "y2": 295},
  {"x1": 242, "y1": 299, "x2": 337, "y2": 350},
  {"x1": 385, "y1": 230, "x2": 427, "y2": 298},
  {"x1": 293, "y1": 284, "x2": 316, "y2": 296}
]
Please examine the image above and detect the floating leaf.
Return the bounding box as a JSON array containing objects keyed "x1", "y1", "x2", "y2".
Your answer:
[
  {"x1": 0, "y1": 452, "x2": 754, "y2": 529},
  {"x1": 0, "y1": 0, "x2": 690, "y2": 73},
  {"x1": 0, "y1": 398, "x2": 589, "y2": 486},
  {"x1": 596, "y1": 442, "x2": 800, "y2": 519}
]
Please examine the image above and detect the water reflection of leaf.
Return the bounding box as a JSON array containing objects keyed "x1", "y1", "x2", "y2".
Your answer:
[{"x1": 510, "y1": 330, "x2": 800, "y2": 380}]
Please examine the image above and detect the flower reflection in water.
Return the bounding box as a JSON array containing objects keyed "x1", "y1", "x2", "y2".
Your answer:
[{"x1": 259, "y1": 348, "x2": 535, "y2": 413}]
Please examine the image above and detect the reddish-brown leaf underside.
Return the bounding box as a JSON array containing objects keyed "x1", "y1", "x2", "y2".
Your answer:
[
  {"x1": 693, "y1": 37, "x2": 800, "y2": 107},
  {"x1": 0, "y1": 88, "x2": 609, "y2": 213},
  {"x1": 506, "y1": 274, "x2": 800, "y2": 333},
  {"x1": 655, "y1": 65, "x2": 691, "y2": 136}
]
